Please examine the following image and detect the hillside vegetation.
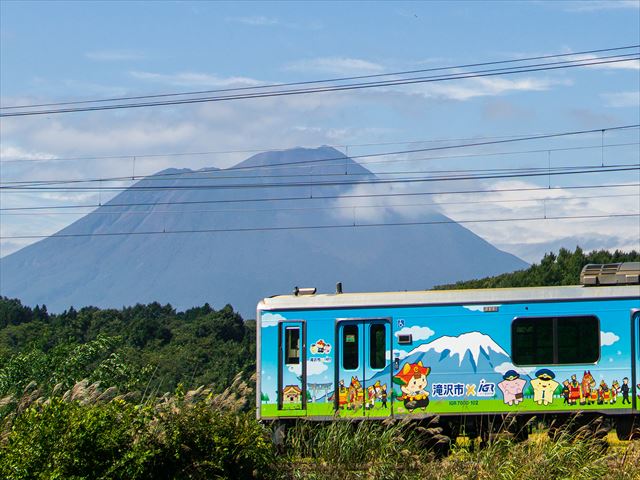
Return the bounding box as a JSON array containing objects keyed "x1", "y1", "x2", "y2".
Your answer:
[
  {"x1": 1, "y1": 246, "x2": 639, "y2": 479},
  {"x1": 434, "y1": 247, "x2": 639, "y2": 290}
]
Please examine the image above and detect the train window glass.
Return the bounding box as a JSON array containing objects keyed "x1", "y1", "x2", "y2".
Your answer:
[
  {"x1": 512, "y1": 315, "x2": 600, "y2": 365},
  {"x1": 512, "y1": 317, "x2": 554, "y2": 365},
  {"x1": 343, "y1": 324, "x2": 359, "y2": 370},
  {"x1": 284, "y1": 327, "x2": 300, "y2": 365},
  {"x1": 370, "y1": 324, "x2": 386, "y2": 369},
  {"x1": 557, "y1": 316, "x2": 599, "y2": 364}
]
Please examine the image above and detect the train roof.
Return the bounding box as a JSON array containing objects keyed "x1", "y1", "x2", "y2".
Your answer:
[{"x1": 258, "y1": 284, "x2": 640, "y2": 312}]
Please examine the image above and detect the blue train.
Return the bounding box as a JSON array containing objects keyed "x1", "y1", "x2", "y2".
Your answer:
[{"x1": 256, "y1": 263, "x2": 640, "y2": 440}]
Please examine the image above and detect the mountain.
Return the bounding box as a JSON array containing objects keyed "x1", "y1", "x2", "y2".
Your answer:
[
  {"x1": 368, "y1": 332, "x2": 518, "y2": 396},
  {"x1": 0, "y1": 147, "x2": 528, "y2": 318}
]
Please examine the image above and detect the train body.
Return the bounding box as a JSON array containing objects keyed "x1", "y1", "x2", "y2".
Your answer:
[{"x1": 256, "y1": 264, "x2": 640, "y2": 436}]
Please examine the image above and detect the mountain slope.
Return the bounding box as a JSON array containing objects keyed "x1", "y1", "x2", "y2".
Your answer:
[{"x1": 0, "y1": 147, "x2": 528, "y2": 317}]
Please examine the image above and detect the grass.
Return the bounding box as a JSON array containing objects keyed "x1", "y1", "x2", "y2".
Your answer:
[{"x1": 277, "y1": 419, "x2": 640, "y2": 480}]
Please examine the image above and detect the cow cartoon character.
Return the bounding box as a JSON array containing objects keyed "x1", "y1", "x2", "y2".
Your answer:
[
  {"x1": 393, "y1": 361, "x2": 430, "y2": 411},
  {"x1": 530, "y1": 369, "x2": 559, "y2": 406},
  {"x1": 497, "y1": 370, "x2": 526, "y2": 406}
]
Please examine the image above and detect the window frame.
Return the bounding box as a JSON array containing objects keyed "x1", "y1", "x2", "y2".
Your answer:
[{"x1": 511, "y1": 314, "x2": 601, "y2": 366}]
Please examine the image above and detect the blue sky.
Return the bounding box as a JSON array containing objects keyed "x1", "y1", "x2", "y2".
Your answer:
[{"x1": 1, "y1": 0, "x2": 639, "y2": 260}]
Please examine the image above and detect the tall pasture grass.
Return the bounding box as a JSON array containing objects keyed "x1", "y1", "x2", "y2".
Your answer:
[{"x1": 278, "y1": 418, "x2": 640, "y2": 480}]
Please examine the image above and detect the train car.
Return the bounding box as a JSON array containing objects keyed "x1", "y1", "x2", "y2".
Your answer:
[{"x1": 256, "y1": 263, "x2": 640, "y2": 439}]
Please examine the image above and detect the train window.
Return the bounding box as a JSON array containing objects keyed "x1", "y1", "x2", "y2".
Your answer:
[
  {"x1": 512, "y1": 315, "x2": 599, "y2": 365},
  {"x1": 512, "y1": 317, "x2": 554, "y2": 365},
  {"x1": 343, "y1": 325, "x2": 359, "y2": 370},
  {"x1": 284, "y1": 327, "x2": 300, "y2": 365},
  {"x1": 370, "y1": 324, "x2": 386, "y2": 369},
  {"x1": 556, "y1": 316, "x2": 599, "y2": 364}
]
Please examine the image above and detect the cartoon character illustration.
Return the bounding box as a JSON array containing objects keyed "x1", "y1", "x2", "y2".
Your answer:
[
  {"x1": 283, "y1": 385, "x2": 302, "y2": 404},
  {"x1": 597, "y1": 380, "x2": 611, "y2": 405},
  {"x1": 610, "y1": 380, "x2": 620, "y2": 404},
  {"x1": 329, "y1": 379, "x2": 348, "y2": 409},
  {"x1": 393, "y1": 361, "x2": 430, "y2": 411},
  {"x1": 568, "y1": 374, "x2": 581, "y2": 405},
  {"x1": 561, "y1": 380, "x2": 570, "y2": 405},
  {"x1": 580, "y1": 371, "x2": 597, "y2": 405},
  {"x1": 365, "y1": 383, "x2": 378, "y2": 409},
  {"x1": 530, "y1": 369, "x2": 559, "y2": 406},
  {"x1": 497, "y1": 370, "x2": 526, "y2": 406},
  {"x1": 621, "y1": 377, "x2": 631, "y2": 405},
  {"x1": 310, "y1": 339, "x2": 332, "y2": 355},
  {"x1": 347, "y1": 376, "x2": 364, "y2": 410},
  {"x1": 379, "y1": 384, "x2": 388, "y2": 409}
]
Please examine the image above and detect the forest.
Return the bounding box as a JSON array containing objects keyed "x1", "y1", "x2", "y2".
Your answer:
[{"x1": 1, "y1": 247, "x2": 639, "y2": 479}]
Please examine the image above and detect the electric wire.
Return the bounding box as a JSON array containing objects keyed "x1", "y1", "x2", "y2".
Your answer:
[
  {"x1": 2, "y1": 55, "x2": 638, "y2": 117},
  {"x1": 2, "y1": 192, "x2": 636, "y2": 217},
  {"x1": 6, "y1": 156, "x2": 638, "y2": 188},
  {"x1": 2, "y1": 213, "x2": 637, "y2": 240},
  {"x1": 2, "y1": 182, "x2": 637, "y2": 212},
  {"x1": 3, "y1": 165, "x2": 637, "y2": 193},
  {"x1": 3, "y1": 44, "x2": 637, "y2": 111},
  {"x1": 2, "y1": 125, "x2": 637, "y2": 188}
]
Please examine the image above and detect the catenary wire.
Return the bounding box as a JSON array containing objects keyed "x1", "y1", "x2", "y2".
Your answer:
[
  {"x1": 2, "y1": 182, "x2": 637, "y2": 212},
  {"x1": 3, "y1": 165, "x2": 637, "y2": 192},
  {"x1": 5, "y1": 158, "x2": 637, "y2": 188},
  {"x1": 2, "y1": 125, "x2": 638, "y2": 188},
  {"x1": 2, "y1": 213, "x2": 637, "y2": 240},
  {"x1": 1, "y1": 193, "x2": 636, "y2": 216}
]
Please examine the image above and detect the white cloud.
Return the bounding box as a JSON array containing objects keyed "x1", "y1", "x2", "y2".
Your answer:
[
  {"x1": 494, "y1": 362, "x2": 535, "y2": 377},
  {"x1": 563, "y1": 0, "x2": 639, "y2": 12},
  {"x1": 602, "y1": 91, "x2": 640, "y2": 108},
  {"x1": 86, "y1": 50, "x2": 146, "y2": 61},
  {"x1": 225, "y1": 16, "x2": 280, "y2": 26},
  {"x1": 601, "y1": 331, "x2": 620, "y2": 347},
  {"x1": 395, "y1": 325, "x2": 435, "y2": 341},
  {"x1": 261, "y1": 313, "x2": 286, "y2": 327},
  {"x1": 568, "y1": 54, "x2": 639, "y2": 71},
  {"x1": 287, "y1": 361, "x2": 328, "y2": 377},
  {"x1": 129, "y1": 71, "x2": 263, "y2": 88},
  {"x1": 436, "y1": 179, "x2": 640, "y2": 263},
  {"x1": 411, "y1": 76, "x2": 573, "y2": 101},
  {"x1": 285, "y1": 57, "x2": 385, "y2": 75}
]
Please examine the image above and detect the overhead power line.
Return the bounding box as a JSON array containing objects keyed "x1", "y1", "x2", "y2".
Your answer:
[
  {"x1": 2, "y1": 182, "x2": 637, "y2": 212},
  {"x1": 3, "y1": 45, "x2": 637, "y2": 111},
  {"x1": 2, "y1": 193, "x2": 636, "y2": 217},
  {"x1": 3, "y1": 125, "x2": 637, "y2": 187},
  {"x1": 6, "y1": 153, "x2": 638, "y2": 188},
  {"x1": 3, "y1": 165, "x2": 638, "y2": 193},
  {"x1": 1, "y1": 54, "x2": 638, "y2": 117},
  {"x1": 2, "y1": 213, "x2": 637, "y2": 240}
]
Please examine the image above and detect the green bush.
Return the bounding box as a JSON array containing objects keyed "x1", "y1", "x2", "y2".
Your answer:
[{"x1": 0, "y1": 398, "x2": 276, "y2": 480}]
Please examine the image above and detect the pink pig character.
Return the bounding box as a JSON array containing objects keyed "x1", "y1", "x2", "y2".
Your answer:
[{"x1": 497, "y1": 370, "x2": 527, "y2": 406}]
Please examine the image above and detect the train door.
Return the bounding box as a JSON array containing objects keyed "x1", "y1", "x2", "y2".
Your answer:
[
  {"x1": 277, "y1": 321, "x2": 307, "y2": 415},
  {"x1": 335, "y1": 319, "x2": 392, "y2": 418},
  {"x1": 634, "y1": 311, "x2": 639, "y2": 411}
]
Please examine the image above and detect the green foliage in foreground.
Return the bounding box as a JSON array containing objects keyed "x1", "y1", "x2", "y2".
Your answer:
[
  {"x1": 0, "y1": 397, "x2": 275, "y2": 480},
  {"x1": 3, "y1": 400, "x2": 639, "y2": 480},
  {"x1": 434, "y1": 246, "x2": 639, "y2": 290}
]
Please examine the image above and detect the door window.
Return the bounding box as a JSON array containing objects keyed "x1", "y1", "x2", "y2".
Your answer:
[
  {"x1": 342, "y1": 324, "x2": 359, "y2": 370},
  {"x1": 369, "y1": 323, "x2": 386, "y2": 369}
]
